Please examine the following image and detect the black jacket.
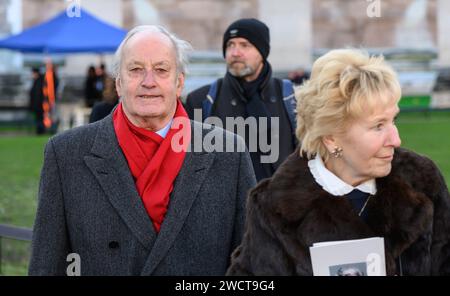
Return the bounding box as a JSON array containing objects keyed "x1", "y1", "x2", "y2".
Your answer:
[
  {"x1": 185, "y1": 72, "x2": 296, "y2": 181},
  {"x1": 227, "y1": 147, "x2": 450, "y2": 275},
  {"x1": 29, "y1": 75, "x2": 45, "y2": 117},
  {"x1": 89, "y1": 101, "x2": 118, "y2": 123}
]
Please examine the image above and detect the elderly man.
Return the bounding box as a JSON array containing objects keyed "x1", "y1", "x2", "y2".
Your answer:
[
  {"x1": 185, "y1": 18, "x2": 297, "y2": 181},
  {"x1": 29, "y1": 25, "x2": 256, "y2": 276}
]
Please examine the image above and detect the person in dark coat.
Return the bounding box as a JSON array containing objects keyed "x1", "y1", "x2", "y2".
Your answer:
[
  {"x1": 89, "y1": 76, "x2": 119, "y2": 123},
  {"x1": 29, "y1": 67, "x2": 45, "y2": 134},
  {"x1": 227, "y1": 49, "x2": 450, "y2": 276},
  {"x1": 185, "y1": 18, "x2": 297, "y2": 181},
  {"x1": 288, "y1": 68, "x2": 310, "y2": 86},
  {"x1": 84, "y1": 65, "x2": 101, "y2": 107},
  {"x1": 29, "y1": 25, "x2": 256, "y2": 276},
  {"x1": 96, "y1": 63, "x2": 107, "y2": 94}
]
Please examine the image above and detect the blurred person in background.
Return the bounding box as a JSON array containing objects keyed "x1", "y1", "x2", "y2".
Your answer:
[
  {"x1": 84, "y1": 65, "x2": 101, "y2": 107},
  {"x1": 29, "y1": 67, "x2": 45, "y2": 134},
  {"x1": 96, "y1": 63, "x2": 107, "y2": 98},
  {"x1": 288, "y1": 67, "x2": 310, "y2": 86},
  {"x1": 42, "y1": 62, "x2": 59, "y2": 134},
  {"x1": 89, "y1": 76, "x2": 119, "y2": 123}
]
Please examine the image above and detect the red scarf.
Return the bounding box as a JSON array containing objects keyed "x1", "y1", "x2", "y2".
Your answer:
[{"x1": 113, "y1": 101, "x2": 191, "y2": 232}]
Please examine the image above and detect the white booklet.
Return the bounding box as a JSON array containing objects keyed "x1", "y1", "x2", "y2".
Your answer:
[{"x1": 309, "y1": 237, "x2": 386, "y2": 276}]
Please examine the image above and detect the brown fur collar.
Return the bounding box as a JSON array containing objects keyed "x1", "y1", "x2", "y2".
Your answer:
[{"x1": 252, "y1": 147, "x2": 434, "y2": 275}]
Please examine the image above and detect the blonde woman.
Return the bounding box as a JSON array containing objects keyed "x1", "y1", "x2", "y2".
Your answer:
[{"x1": 227, "y1": 49, "x2": 450, "y2": 276}]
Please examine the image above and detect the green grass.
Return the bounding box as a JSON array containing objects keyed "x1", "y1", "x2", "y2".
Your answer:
[
  {"x1": 0, "y1": 135, "x2": 49, "y2": 227},
  {"x1": 0, "y1": 135, "x2": 49, "y2": 276},
  {"x1": 0, "y1": 240, "x2": 31, "y2": 276},
  {"x1": 396, "y1": 111, "x2": 450, "y2": 187},
  {"x1": 0, "y1": 111, "x2": 448, "y2": 275},
  {"x1": 1, "y1": 261, "x2": 29, "y2": 276}
]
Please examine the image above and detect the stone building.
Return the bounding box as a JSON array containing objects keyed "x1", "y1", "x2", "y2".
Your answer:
[
  {"x1": 0, "y1": 0, "x2": 448, "y2": 111},
  {"x1": 1, "y1": 0, "x2": 447, "y2": 73}
]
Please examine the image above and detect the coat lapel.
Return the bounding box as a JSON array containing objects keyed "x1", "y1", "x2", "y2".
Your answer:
[
  {"x1": 85, "y1": 118, "x2": 217, "y2": 274},
  {"x1": 140, "y1": 122, "x2": 215, "y2": 275},
  {"x1": 84, "y1": 116, "x2": 157, "y2": 250}
]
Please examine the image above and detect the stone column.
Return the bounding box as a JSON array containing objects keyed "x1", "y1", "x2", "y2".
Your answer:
[
  {"x1": 258, "y1": 0, "x2": 312, "y2": 73},
  {"x1": 0, "y1": 0, "x2": 23, "y2": 73},
  {"x1": 437, "y1": 0, "x2": 450, "y2": 67}
]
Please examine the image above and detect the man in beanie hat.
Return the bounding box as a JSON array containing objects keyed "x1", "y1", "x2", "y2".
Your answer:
[{"x1": 186, "y1": 18, "x2": 297, "y2": 181}]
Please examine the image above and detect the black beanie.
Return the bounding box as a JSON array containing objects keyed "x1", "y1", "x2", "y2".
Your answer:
[{"x1": 222, "y1": 18, "x2": 270, "y2": 60}]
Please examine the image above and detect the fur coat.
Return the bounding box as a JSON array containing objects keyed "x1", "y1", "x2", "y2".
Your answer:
[{"x1": 227, "y1": 148, "x2": 450, "y2": 276}]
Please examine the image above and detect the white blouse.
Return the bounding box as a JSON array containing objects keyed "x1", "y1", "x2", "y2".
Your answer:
[{"x1": 308, "y1": 156, "x2": 377, "y2": 196}]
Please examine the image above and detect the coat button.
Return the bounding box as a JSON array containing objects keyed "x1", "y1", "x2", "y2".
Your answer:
[
  {"x1": 270, "y1": 96, "x2": 277, "y2": 103},
  {"x1": 231, "y1": 99, "x2": 237, "y2": 106},
  {"x1": 109, "y1": 241, "x2": 119, "y2": 249}
]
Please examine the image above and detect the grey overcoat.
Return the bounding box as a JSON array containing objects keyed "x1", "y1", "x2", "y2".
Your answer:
[{"x1": 29, "y1": 115, "x2": 256, "y2": 275}]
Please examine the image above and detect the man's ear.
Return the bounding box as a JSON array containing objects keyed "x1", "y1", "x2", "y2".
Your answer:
[
  {"x1": 115, "y1": 77, "x2": 122, "y2": 97},
  {"x1": 176, "y1": 72, "x2": 185, "y2": 98}
]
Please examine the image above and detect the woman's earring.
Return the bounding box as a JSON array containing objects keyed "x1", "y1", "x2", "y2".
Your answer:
[{"x1": 331, "y1": 146, "x2": 343, "y2": 158}]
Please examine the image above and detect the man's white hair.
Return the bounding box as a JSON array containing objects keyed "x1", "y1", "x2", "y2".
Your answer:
[{"x1": 112, "y1": 25, "x2": 192, "y2": 78}]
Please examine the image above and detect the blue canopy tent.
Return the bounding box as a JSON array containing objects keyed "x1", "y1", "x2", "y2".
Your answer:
[
  {"x1": 0, "y1": 8, "x2": 126, "y2": 53},
  {"x1": 0, "y1": 8, "x2": 127, "y2": 133}
]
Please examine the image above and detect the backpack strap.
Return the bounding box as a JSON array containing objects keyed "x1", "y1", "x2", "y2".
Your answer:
[
  {"x1": 281, "y1": 79, "x2": 297, "y2": 130},
  {"x1": 202, "y1": 79, "x2": 220, "y2": 121}
]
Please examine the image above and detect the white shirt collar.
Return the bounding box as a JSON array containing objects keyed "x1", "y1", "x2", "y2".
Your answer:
[
  {"x1": 308, "y1": 156, "x2": 377, "y2": 196},
  {"x1": 155, "y1": 119, "x2": 173, "y2": 139}
]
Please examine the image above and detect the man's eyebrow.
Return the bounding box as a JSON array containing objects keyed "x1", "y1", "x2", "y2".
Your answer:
[
  {"x1": 152, "y1": 61, "x2": 171, "y2": 67},
  {"x1": 126, "y1": 60, "x2": 145, "y2": 67},
  {"x1": 125, "y1": 60, "x2": 172, "y2": 68}
]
